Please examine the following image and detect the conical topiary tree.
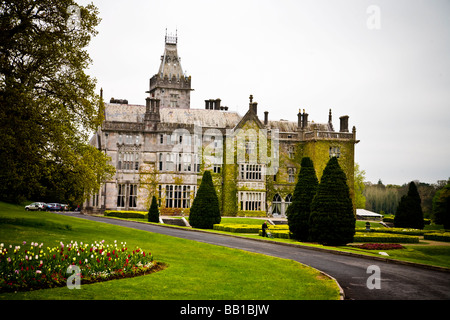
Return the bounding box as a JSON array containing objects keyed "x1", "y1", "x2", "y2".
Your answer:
[
  {"x1": 394, "y1": 181, "x2": 424, "y2": 229},
  {"x1": 286, "y1": 157, "x2": 318, "y2": 241},
  {"x1": 309, "y1": 156, "x2": 355, "y2": 245},
  {"x1": 189, "y1": 170, "x2": 221, "y2": 229},
  {"x1": 148, "y1": 195, "x2": 159, "y2": 222}
]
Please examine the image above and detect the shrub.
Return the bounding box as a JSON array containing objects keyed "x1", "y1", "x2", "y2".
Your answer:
[
  {"x1": 189, "y1": 170, "x2": 221, "y2": 229},
  {"x1": 309, "y1": 157, "x2": 355, "y2": 245},
  {"x1": 286, "y1": 157, "x2": 318, "y2": 241},
  {"x1": 394, "y1": 182, "x2": 424, "y2": 229},
  {"x1": 148, "y1": 196, "x2": 159, "y2": 223}
]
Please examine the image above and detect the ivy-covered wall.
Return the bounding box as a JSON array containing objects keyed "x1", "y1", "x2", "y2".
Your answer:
[{"x1": 301, "y1": 139, "x2": 356, "y2": 213}]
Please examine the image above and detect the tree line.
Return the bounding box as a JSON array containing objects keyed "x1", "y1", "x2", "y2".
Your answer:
[{"x1": 363, "y1": 179, "x2": 448, "y2": 220}]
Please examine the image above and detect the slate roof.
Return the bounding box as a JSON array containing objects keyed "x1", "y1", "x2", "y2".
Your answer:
[{"x1": 103, "y1": 103, "x2": 331, "y2": 132}]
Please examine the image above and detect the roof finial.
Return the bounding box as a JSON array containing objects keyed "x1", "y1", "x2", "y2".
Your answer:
[
  {"x1": 249, "y1": 94, "x2": 253, "y2": 104},
  {"x1": 165, "y1": 28, "x2": 177, "y2": 44}
]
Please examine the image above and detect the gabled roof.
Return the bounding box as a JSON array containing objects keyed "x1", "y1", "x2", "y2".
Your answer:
[{"x1": 233, "y1": 107, "x2": 265, "y2": 132}]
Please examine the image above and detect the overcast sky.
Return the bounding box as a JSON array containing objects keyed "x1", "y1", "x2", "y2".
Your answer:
[{"x1": 80, "y1": 0, "x2": 450, "y2": 186}]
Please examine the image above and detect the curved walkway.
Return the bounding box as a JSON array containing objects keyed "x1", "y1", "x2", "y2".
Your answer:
[{"x1": 57, "y1": 212, "x2": 450, "y2": 300}]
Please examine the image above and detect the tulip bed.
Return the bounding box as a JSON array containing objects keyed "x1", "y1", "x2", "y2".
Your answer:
[{"x1": 0, "y1": 240, "x2": 158, "y2": 292}]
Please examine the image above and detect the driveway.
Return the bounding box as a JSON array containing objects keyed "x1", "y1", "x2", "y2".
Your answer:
[{"x1": 57, "y1": 212, "x2": 450, "y2": 300}]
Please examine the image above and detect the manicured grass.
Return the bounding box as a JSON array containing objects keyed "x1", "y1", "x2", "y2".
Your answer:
[{"x1": 0, "y1": 202, "x2": 340, "y2": 300}]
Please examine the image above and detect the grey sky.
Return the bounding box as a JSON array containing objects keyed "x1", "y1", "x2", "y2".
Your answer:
[{"x1": 80, "y1": 0, "x2": 450, "y2": 185}]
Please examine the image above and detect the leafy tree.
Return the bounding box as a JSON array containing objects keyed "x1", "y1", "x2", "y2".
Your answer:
[
  {"x1": 309, "y1": 157, "x2": 355, "y2": 245},
  {"x1": 432, "y1": 180, "x2": 450, "y2": 229},
  {"x1": 189, "y1": 170, "x2": 221, "y2": 229},
  {"x1": 354, "y1": 163, "x2": 366, "y2": 209},
  {"x1": 0, "y1": 0, "x2": 114, "y2": 203},
  {"x1": 394, "y1": 181, "x2": 424, "y2": 229},
  {"x1": 148, "y1": 196, "x2": 159, "y2": 223},
  {"x1": 286, "y1": 157, "x2": 318, "y2": 241}
]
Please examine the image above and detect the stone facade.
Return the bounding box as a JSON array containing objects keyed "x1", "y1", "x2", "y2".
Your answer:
[{"x1": 85, "y1": 33, "x2": 359, "y2": 217}]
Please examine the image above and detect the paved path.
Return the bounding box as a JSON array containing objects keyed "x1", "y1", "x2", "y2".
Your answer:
[{"x1": 57, "y1": 212, "x2": 450, "y2": 300}]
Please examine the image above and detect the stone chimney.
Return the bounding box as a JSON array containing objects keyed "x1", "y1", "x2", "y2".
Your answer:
[
  {"x1": 145, "y1": 97, "x2": 161, "y2": 123},
  {"x1": 302, "y1": 110, "x2": 308, "y2": 129},
  {"x1": 339, "y1": 115, "x2": 349, "y2": 132},
  {"x1": 215, "y1": 98, "x2": 221, "y2": 110},
  {"x1": 264, "y1": 111, "x2": 269, "y2": 126},
  {"x1": 251, "y1": 102, "x2": 258, "y2": 114}
]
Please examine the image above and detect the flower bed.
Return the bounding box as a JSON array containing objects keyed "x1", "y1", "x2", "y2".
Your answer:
[
  {"x1": 349, "y1": 243, "x2": 405, "y2": 250},
  {"x1": 0, "y1": 240, "x2": 160, "y2": 292}
]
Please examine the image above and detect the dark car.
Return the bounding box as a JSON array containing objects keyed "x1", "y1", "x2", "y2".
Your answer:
[
  {"x1": 60, "y1": 204, "x2": 69, "y2": 211},
  {"x1": 46, "y1": 203, "x2": 62, "y2": 211}
]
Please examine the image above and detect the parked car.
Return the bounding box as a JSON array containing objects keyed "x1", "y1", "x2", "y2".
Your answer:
[
  {"x1": 60, "y1": 204, "x2": 69, "y2": 211},
  {"x1": 25, "y1": 202, "x2": 47, "y2": 211},
  {"x1": 46, "y1": 203, "x2": 62, "y2": 211}
]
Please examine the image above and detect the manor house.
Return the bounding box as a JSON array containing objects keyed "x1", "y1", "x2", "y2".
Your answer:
[{"x1": 86, "y1": 32, "x2": 359, "y2": 217}]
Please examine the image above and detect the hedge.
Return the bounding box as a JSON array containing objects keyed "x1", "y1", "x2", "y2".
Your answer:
[
  {"x1": 213, "y1": 224, "x2": 260, "y2": 233},
  {"x1": 213, "y1": 224, "x2": 289, "y2": 234},
  {"x1": 382, "y1": 217, "x2": 431, "y2": 225},
  {"x1": 355, "y1": 227, "x2": 426, "y2": 236},
  {"x1": 353, "y1": 232, "x2": 420, "y2": 243},
  {"x1": 104, "y1": 210, "x2": 147, "y2": 219},
  {"x1": 259, "y1": 230, "x2": 292, "y2": 239},
  {"x1": 423, "y1": 233, "x2": 450, "y2": 242}
]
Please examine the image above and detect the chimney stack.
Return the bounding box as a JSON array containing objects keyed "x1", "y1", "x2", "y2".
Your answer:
[
  {"x1": 264, "y1": 111, "x2": 268, "y2": 125},
  {"x1": 302, "y1": 110, "x2": 308, "y2": 129},
  {"x1": 339, "y1": 115, "x2": 349, "y2": 132},
  {"x1": 251, "y1": 102, "x2": 257, "y2": 114},
  {"x1": 215, "y1": 99, "x2": 221, "y2": 110}
]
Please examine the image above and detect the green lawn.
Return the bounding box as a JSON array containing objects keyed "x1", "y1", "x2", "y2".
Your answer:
[{"x1": 0, "y1": 202, "x2": 340, "y2": 300}]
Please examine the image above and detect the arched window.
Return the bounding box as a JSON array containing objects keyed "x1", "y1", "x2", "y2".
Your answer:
[
  {"x1": 272, "y1": 194, "x2": 282, "y2": 215},
  {"x1": 285, "y1": 194, "x2": 292, "y2": 211}
]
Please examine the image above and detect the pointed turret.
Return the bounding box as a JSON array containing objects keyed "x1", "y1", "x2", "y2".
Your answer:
[
  {"x1": 148, "y1": 30, "x2": 192, "y2": 109},
  {"x1": 158, "y1": 29, "x2": 185, "y2": 80}
]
